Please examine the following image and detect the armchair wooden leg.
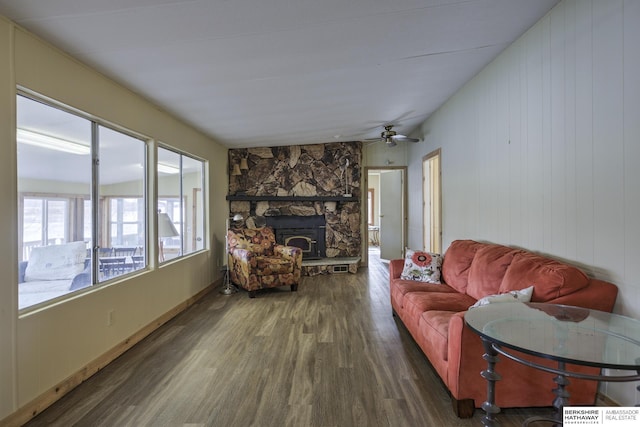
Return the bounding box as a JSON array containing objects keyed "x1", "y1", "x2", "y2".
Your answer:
[{"x1": 291, "y1": 284, "x2": 298, "y2": 292}]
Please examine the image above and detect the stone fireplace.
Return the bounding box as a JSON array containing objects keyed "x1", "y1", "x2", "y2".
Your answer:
[{"x1": 226, "y1": 141, "x2": 361, "y2": 271}]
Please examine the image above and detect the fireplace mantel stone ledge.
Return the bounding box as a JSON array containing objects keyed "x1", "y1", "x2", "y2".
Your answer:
[{"x1": 226, "y1": 195, "x2": 358, "y2": 202}]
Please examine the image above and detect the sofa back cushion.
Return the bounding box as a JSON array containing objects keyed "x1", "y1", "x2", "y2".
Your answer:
[
  {"x1": 441, "y1": 240, "x2": 484, "y2": 293},
  {"x1": 499, "y1": 252, "x2": 589, "y2": 302},
  {"x1": 466, "y1": 244, "x2": 520, "y2": 300},
  {"x1": 24, "y1": 241, "x2": 86, "y2": 282}
]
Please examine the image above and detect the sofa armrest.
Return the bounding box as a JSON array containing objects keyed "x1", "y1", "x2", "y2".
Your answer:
[
  {"x1": 390, "y1": 259, "x2": 404, "y2": 280},
  {"x1": 230, "y1": 248, "x2": 253, "y2": 263},
  {"x1": 545, "y1": 278, "x2": 618, "y2": 313},
  {"x1": 447, "y1": 311, "x2": 488, "y2": 405},
  {"x1": 274, "y1": 244, "x2": 302, "y2": 262},
  {"x1": 229, "y1": 248, "x2": 253, "y2": 288},
  {"x1": 70, "y1": 267, "x2": 91, "y2": 291},
  {"x1": 18, "y1": 261, "x2": 28, "y2": 284}
]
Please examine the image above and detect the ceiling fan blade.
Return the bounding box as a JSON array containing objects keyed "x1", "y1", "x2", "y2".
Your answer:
[
  {"x1": 362, "y1": 124, "x2": 419, "y2": 148},
  {"x1": 393, "y1": 135, "x2": 420, "y2": 143}
]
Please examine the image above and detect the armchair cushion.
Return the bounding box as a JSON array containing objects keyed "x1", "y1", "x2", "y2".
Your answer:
[{"x1": 255, "y1": 256, "x2": 294, "y2": 275}]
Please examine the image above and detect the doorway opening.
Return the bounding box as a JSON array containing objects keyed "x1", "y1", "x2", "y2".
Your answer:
[{"x1": 365, "y1": 167, "x2": 407, "y2": 264}]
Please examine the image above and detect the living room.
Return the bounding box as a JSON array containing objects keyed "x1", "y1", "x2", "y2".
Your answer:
[{"x1": 1, "y1": 1, "x2": 640, "y2": 425}]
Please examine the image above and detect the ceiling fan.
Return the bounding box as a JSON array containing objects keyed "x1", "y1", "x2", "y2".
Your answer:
[{"x1": 365, "y1": 125, "x2": 420, "y2": 147}]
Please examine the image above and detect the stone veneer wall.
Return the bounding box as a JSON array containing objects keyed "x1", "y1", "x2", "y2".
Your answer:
[{"x1": 228, "y1": 141, "x2": 361, "y2": 257}]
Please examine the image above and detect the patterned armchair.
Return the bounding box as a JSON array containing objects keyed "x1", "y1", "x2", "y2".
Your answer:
[{"x1": 227, "y1": 226, "x2": 303, "y2": 298}]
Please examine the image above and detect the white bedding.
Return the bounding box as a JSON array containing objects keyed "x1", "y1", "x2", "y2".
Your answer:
[{"x1": 19, "y1": 279, "x2": 73, "y2": 310}]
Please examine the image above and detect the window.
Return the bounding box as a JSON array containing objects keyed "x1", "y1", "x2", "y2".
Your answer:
[
  {"x1": 157, "y1": 146, "x2": 206, "y2": 263},
  {"x1": 17, "y1": 92, "x2": 207, "y2": 309},
  {"x1": 21, "y1": 197, "x2": 70, "y2": 259},
  {"x1": 17, "y1": 93, "x2": 148, "y2": 310},
  {"x1": 108, "y1": 198, "x2": 145, "y2": 246}
]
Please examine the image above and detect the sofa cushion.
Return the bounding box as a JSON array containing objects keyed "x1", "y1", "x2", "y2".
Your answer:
[
  {"x1": 466, "y1": 244, "x2": 520, "y2": 300},
  {"x1": 499, "y1": 252, "x2": 589, "y2": 302},
  {"x1": 441, "y1": 240, "x2": 485, "y2": 293},
  {"x1": 24, "y1": 241, "x2": 86, "y2": 282},
  {"x1": 403, "y1": 292, "x2": 477, "y2": 327},
  {"x1": 400, "y1": 249, "x2": 443, "y2": 283},
  {"x1": 390, "y1": 279, "x2": 457, "y2": 310}
]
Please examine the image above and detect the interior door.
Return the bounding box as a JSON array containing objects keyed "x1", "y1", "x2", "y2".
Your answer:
[{"x1": 379, "y1": 169, "x2": 403, "y2": 260}]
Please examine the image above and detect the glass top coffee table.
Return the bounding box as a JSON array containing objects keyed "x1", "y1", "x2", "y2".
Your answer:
[{"x1": 465, "y1": 302, "x2": 640, "y2": 426}]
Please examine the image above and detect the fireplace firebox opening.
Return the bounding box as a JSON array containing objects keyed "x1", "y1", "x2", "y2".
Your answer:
[{"x1": 265, "y1": 215, "x2": 326, "y2": 260}]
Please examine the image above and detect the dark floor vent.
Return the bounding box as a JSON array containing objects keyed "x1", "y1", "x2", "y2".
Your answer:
[{"x1": 332, "y1": 265, "x2": 349, "y2": 273}]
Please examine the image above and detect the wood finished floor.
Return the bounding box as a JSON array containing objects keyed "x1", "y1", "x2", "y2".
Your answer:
[{"x1": 25, "y1": 250, "x2": 552, "y2": 427}]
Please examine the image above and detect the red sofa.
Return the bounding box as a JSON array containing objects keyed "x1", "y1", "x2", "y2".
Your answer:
[{"x1": 390, "y1": 240, "x2": 618, "y2": 417}]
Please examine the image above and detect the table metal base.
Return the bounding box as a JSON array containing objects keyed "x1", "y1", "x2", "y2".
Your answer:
[{"x1": 479, "y1": 339, "x2": 640, "y2": 427}]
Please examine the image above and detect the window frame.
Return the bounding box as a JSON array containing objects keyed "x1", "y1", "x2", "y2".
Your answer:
[
  {"x1": 16, "y1": 90, "x2": 152, "y2": 310},
  {"x1": 157, "y1": 144, "x2": 207, "y2": 263},
  {"x1": 16, "y1": 90, "x2": 208, "y2": 311}
]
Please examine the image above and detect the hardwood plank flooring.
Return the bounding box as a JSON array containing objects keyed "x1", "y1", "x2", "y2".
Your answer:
[{"x1": 25, "y1": 250, "x2": 552, "y2": 426}]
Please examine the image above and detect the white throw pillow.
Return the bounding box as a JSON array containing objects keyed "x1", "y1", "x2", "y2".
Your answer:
[
  {"x1": 470, "y1": 285, "x2": 534, "y2": 309},
  {"x1": 400, "y1": 249, "x2": 443, "y2": 284},
  {"x1": 24, "y1": 241, "x2": 87, "y2": 282}
]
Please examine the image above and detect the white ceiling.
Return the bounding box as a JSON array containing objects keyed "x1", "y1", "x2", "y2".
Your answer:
[{"x1": 0, "y1": 0, "x2": 560, "y2": 148}]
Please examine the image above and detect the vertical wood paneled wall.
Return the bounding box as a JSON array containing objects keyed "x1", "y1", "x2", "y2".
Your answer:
[{"x1": 407, "y1": 0, "x2": 640, "y2": 404}]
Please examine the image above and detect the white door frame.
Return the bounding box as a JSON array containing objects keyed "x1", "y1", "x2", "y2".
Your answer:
[
  {"x1": 362, "y1": 166, "x2": 408, "y2": 266},
  {"x1": 423, "y1": 149, "x2": 442, "y2": 253}
]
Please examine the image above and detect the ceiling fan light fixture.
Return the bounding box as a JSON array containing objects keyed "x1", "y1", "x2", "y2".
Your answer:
[{"x1": 364, "y1": 124, "x2": 417, "y2": 148}]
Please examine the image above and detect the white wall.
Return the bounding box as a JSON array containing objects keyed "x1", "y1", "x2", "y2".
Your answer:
[
  {"x1": 407, "y1": 0, "x2": 640, "y2": 405},
  {"x1": 0, "y1": 16, "x2": 18, "y2": 420},
  {"x1": 0, "y1": 17, "x2": 229, "y2": 421},
  {"x1": 363, "y1": 140, "x2": 408, "y2": 169}
]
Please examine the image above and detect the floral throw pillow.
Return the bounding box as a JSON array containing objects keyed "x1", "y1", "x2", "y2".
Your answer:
[{"x1": 400, "y1": 249, "x2": 443, "y2": 283}]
